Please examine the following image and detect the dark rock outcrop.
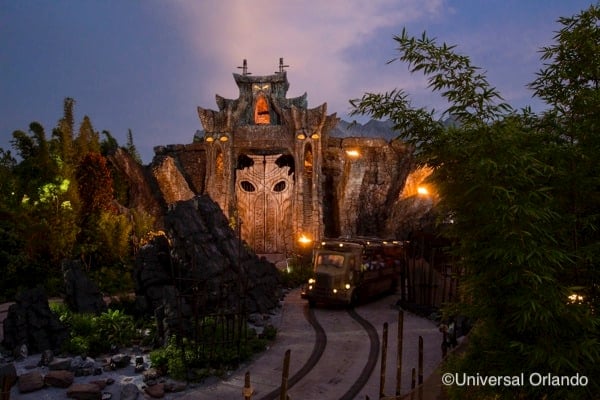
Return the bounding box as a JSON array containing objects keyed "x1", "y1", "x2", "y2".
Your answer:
[
  {"x1": 135, "y1": 195, "x2": 281, "y2": 342},
  {"x1": 106, "y1": 147, "x2": 164, "y2": 217},
  {"x1": 62, "y1": 260, "x2": 107, "y2": 314},
  {"x1": 2, "y1": 287, "x2": 68, "y2": 354}
]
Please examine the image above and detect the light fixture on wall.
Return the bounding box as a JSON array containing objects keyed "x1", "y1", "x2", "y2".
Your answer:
[{"x1": 345, "y1": 149, "x2": 360, "y2": 158}]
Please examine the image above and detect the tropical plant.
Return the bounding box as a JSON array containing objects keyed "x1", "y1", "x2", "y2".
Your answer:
[{"x1": 350, "y1": 4, "x2": 600, "y2": 399}]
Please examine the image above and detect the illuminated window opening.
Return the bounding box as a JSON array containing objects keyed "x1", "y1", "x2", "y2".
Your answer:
[{"x1": 254, "y1": 94, "x2": 270, "y2": 125}]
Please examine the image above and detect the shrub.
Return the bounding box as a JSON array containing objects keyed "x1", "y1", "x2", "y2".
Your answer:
[
  {"x1": 51, "y1": 305, "x2": 137, "y2": 356},
  {"x1": 96, "y1": 309, "x2": 135, "y2": 348}
]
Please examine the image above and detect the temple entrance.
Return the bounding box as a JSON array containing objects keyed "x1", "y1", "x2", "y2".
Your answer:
[{"x1": 236, "y1": 154, "x2": 294, "y2": 254}]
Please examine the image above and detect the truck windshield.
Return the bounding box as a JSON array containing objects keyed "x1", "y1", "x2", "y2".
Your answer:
[{"x1": 315, "y1": 253, "x2": 345, "y2": 272}]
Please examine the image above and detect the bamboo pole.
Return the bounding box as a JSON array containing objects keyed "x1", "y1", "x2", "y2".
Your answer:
[
  {"x1": 395, "y1": 310, "x2": 404, "y2": 397},
  {"x1": 280, "y1": 349, "x2": 291, "y2": 400},
  {"x1": 418, "y1": 336, "x2": 423, "y2": 385},
  {"x1": 379, "y1": 322, "x2": 389, "y2": 399},
  {"x1": 243, "y1": 371, "x2": 253, "y2": 400}
]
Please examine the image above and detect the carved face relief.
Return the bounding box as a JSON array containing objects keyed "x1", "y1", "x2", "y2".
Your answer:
[{"x1": 236, "y1": 154, "x2": 293, "y2": 253}]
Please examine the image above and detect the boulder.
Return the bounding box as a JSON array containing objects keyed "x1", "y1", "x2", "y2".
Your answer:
[
  {"x1": 120, "y1": 382, "x2": 140, "y2": 400},
  {"x1": 145, "y1": 382, "x2": 165, "y2": 398},
  {"x1": 17, "y1": 370, "x2": 44, "y2": 393},
  {"x1": 44, "y1": 369, "x2": 74, "y2": 388},
  {"x1": 66, "y1": 382, "x2": 102, "y2": 400},
  {"x1": 1, "y1": 287, "x2": 68, "y2": 354},
  {"x1": 62, "y1": 260, "x2": 107, "y2": 314},
  {"x1": 49, "y1": 357, "x2": 73, "y2": 371}
]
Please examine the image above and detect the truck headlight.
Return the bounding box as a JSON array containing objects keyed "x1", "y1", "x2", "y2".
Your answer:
[{"x1": 345, "y1": 284, "x2": 351, "y2": 290}]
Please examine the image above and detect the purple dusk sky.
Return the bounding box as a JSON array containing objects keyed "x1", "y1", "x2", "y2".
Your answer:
[{"x1": 1, "y1": 0, "x2": 594, "y2": 163}]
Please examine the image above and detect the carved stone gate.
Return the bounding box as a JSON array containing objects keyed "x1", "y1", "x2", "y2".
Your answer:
[{"x1": 236, "y1": 154, "x2": 294, "y2": 253}]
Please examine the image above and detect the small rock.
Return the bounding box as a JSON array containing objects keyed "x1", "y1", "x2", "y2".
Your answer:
[
  {"x1": 19, "y1": 344, "x2": 28, "y2": 359},
  {"x1": 38, "y1": 349, "x2": 54, "y2": 366},
  {"x1": 89, "y1": 379, "x2": 107, "y2": 390},
  {"x1": 44, "y1": 369, "x2": 75, "y2": 388},
  {"x1": 143, "y1": 367, "x2": 159, "y2": 382},
  {"x1": 67, "y1": 382, "x2": 102, "y2": 400},
  {"x1": 49, "y1": 356, "x2": 73, "y2": 370},
  {"x1": 111, "y1": 353, "x2": 131, "y2": 369},
  {"x1": 17, "y1": 370, "x2": 44, "y2": 393},
  {"x1": 120, "y1": 382, "x2": 140, "y2": 400},
  {"x1": 145, "y1": 382, "x2": 165, "y2": 398},
  {"x1": 164, "y1": 379, "x2": 187, "y2": 392}
]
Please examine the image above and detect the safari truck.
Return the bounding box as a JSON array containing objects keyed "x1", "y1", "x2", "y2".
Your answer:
[{"x1": 301, "y1": 238, "x2": 404, "y2": 307}]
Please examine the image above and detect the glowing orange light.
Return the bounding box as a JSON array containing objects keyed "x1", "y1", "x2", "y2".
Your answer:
[
  {"x1": 298, "y1": 234, "x2": 312, "y2": 245},
  {"x1": 417, "y1": 186, "x2": 429, "y2": 196},
  {"x1": 345, "y1": 149, "x2": 360, "y2": 158}
]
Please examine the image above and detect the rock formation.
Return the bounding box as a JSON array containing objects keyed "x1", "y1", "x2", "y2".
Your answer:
[
  {"x1": 151, "y1": 154, "x2": 196, "y2": 205},
  {"x1": 2, "y1": 287, "x2": 68, "y2": 354},
  {"x1": 135, "y1": 195, "x2": 281, "y2": 342},
  {"x1": 62, "y1": 260, "x2": 107, "y2": 314},
  {"x1": 106, "y1": 147, "x2": 163, "y2": 218},
  {"x1": 322, "y1": 137, "x2": 413, "y2": 238}
]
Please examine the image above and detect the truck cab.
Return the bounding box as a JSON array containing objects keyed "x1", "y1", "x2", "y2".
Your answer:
[{"x1": 301, "y1": 238, "x2": 403, "y2": 307}]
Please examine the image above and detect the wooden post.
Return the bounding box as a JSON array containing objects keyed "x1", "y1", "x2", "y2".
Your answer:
[
  {"x1": 395, "y1": 310, "x2": 404, "y2": 397},
  {"x1": 418, "y1": 336, "x2": 423, "y2": 385},
  {"x1": 379, "y1": 322, "x2": 388, "y2": 399},
  {"x1": 0, "y1": 364, "x2": 16, "y2": 400},
  {"x1": 280, "y1": 349, "x2": 291, "y2": 400},
  {"x1": 243, "y1": 371, "x2": 253, "y2": 400}
]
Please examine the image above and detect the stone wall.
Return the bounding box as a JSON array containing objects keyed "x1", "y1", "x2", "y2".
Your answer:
[{"x1": 148, "y1": 135, "x2": 431, "y2": 241}]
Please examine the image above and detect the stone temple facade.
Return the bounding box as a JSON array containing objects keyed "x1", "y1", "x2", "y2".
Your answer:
[
  {"x1": 196, "y1": 62, "x2": 338, "y2": 256},
  {"x1": 148, "y1": 60, "x2": 429, "y2": 260}
]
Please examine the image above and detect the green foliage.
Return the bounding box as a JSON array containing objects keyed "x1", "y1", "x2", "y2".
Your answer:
[
  {"x1": 2, "y1": 98, "x2": 152, "y2": 298},
  {"x1": 278, "y1": 256, "x2": 313, "y2": 288},
  {"x1": 351, "y1": 5, "x2": 600, "y2": 399},
  {"x1": 51, "y1": 305, "x2": 137, "y2": 356},
  {"x1": 96, "y1": 309, "x2": 136, "y2": 348},
  {"x1": 100, "y1": 130, "x2": 119, "y2": 155},
  {"x1": 148, "y1": 323, "x2": 276, "y2": 382},
  {"x1": 125, "y1": 129, "x2": 142, "y2": 164}
]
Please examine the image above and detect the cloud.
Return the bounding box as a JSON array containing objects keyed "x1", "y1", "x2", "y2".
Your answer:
[{"x1": 169, "y1": 0, "x2": 446, "y2": 119}]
